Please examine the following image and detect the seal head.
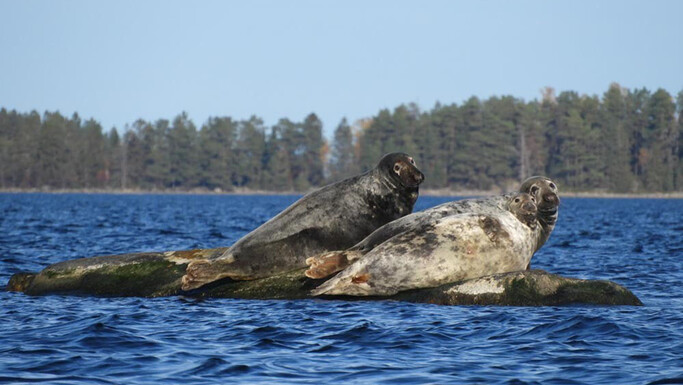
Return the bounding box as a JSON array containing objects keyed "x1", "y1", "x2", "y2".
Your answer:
[
  {"x1": 519, "y1": 176, "x2": 559, "y2": 251},
  {"x1": 507, "y1": 192, "x2": 538, "y2": 229},
  {"x1": 377, "y1": 152, "x2": 424, "y2": 188},
  {"x1": 376, "y1": 152, "x2": 424, "y2": 207}
]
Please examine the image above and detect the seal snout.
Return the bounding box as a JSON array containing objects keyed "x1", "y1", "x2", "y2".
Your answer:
[
  {"x1": 540, "y1": 192, "x2": 560, "y2": 210},
  {"x1": 521, "y1": 200, "x2": 537, "y2": 227},
  {"x1": 522, "y1": 201, "x2": 536, "y2": 213},
  {"x1": 398, "y1": 161, "x2": 425, "y2": 188},
  {"x1": 413, "y1": 170, "x2": 425, "y2": 185}
]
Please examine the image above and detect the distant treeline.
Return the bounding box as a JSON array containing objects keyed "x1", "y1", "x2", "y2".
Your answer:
[{"x1": 1, "y1": 84, "x2": 681, "y2": 192}]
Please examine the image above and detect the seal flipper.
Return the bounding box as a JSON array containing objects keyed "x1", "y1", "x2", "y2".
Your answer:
[
  {"x1": 304, "y1": 250, "x2": 362, "y2": 279},
  {"x1": 181, "y1": 259, "x2": 241, "y2": 291},
  {"x1": 310, "y1": 266, "x2": 375, "y2": 296}
]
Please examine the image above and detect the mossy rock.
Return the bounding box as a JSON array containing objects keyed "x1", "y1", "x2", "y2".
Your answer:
[
  {"x1": 8, "y1": 248, "x2": 226, "y2": 297},
  {"x1": 393, "y1": 270, "x2": 643, "y2": 306},
  {"x1": 6, "y1": 248, "x2": 642, "y2": 306}
]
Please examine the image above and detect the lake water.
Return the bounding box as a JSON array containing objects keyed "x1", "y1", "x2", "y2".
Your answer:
[{"x1": 0, "y1": 193, "x2": 681, "y2": 384}]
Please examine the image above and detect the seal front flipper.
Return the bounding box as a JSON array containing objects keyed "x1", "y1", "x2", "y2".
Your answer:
[{"x1": 304, "y1": 250, "x2": 363, "y2": 279}]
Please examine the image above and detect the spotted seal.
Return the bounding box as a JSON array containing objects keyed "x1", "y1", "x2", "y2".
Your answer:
[
  {"x1": 311, "y1": 193, "x2": 538, "y2": 296},
  {"x1": 181, "y1": 152, "x2": 425, "y2": 290},
  {"x1": 305, "y1": 176, "x2": 559, "y2": 279}
]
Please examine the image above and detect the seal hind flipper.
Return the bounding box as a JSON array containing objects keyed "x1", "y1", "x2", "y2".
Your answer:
[
  {"x1": 181, "y1": 260, "x2": 216, "y2": 291},
  {"x1": 310, "y1": 265, "x2": 375, "y2": 296},
  {"x1": 181, "y1": 259, "x2": 246, "y2": 291},
  {"x1": 304, "y1": 250, "x2": 362, "y2": 279}
]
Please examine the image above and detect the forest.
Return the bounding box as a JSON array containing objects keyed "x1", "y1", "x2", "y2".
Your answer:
[{"x1": 1, "y1": 84, "x2": 681, "y2": 193}]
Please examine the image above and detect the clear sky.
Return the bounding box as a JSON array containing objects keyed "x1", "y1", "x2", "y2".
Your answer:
[{"x1": 1, "y1": 0, "x2": 681, "y2": 137}]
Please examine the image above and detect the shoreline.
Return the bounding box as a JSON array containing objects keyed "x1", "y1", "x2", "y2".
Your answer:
[{"x1": 1, "y1": 187, "x2": 682, "y2": 199}]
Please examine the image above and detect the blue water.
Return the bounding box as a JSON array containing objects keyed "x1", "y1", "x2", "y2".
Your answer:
[{"x1": 0, "y1": 194, "x2": 681, "y2": 384}]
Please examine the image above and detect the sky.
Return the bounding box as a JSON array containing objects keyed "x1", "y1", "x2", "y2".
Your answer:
[{"x1": 1, "y1": 0, "x2": 682, "y2": 138}]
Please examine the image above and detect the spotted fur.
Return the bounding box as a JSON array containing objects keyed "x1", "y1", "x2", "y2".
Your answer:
[{"x1": 312, "y1": 193, "x2": 539, "y2": 296}]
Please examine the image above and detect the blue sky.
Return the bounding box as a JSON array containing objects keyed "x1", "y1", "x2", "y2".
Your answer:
[{"x1": 1, "y1": 0, "x2": 681, "y2": 137}]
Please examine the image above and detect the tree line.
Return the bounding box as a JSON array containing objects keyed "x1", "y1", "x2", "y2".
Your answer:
[{"x1": 1, "y1": 84, "x2": 681, "y2": 193}]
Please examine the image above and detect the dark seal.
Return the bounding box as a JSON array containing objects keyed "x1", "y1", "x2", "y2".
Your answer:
[
  {"x1": 181, "y1": 152, "x2": 424, "y2": 290},
  {"x1": 306, "y1": 176, "x2": 560, "y2": 279}
]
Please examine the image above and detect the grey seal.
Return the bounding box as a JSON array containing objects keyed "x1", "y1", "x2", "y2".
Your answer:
[
  {"x1": 181, "y1": 152, "x2": 425, "y2": 290},
  {"x1": 311, "y1": 193, "x2": 538, "y2": 296},
  {"x1": 305, "y1": 176, "x2": 559, "y2": 279}
]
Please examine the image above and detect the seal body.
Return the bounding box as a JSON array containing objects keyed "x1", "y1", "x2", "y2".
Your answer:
[
  {"x1": 312, "y1": 193, "x2": 539, "y2": 297},
  {"x1": 181, "y1": 153, "x2": 424, "y2": 290},
  {"x1": 305, "y1": 176, "x2": 560, "y2": 279}
]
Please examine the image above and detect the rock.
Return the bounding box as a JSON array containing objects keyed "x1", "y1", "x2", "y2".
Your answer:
[
  {"x1": 5, "y1": 249, "x2": 642, "y2": 306},
  {"x1": 390, "y1": 270, "x2": 643, "y2": 306},
  {"x1": 6, "y1": 248, "x2": 226, "y2": 297}
]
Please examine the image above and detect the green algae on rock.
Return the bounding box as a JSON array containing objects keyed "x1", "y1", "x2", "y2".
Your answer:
[
  {"x1": 390, "y1": 270, "x2": 643, "y2": 306},
  {"x1": 7, "y1": 248, "x2": 227, "y2": 297}
]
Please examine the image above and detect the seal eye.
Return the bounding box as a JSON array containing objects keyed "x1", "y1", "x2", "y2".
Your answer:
[
  {"x1": 408, "y1": 157, "x2": 415, "y2": 165},
  {"x1": 530, "y1": 186, "x2": 539, "y2": 194},
  {"x1": 549, "y1": 183, "x2": 556, "y2": 190},
  {"x1": 393, "y1": 164, "x2": 401, "y2": 173},
  {"x1": 514, "y1": 198, "x2": 520, "y2": 203}
]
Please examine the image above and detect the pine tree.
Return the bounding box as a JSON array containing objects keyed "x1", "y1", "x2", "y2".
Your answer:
[
  {"x1": 78, "y1": 119, "x2": 106, "y2": 188},
  {"x1": 273, "y1": 118, "x2": 302, "y2": 188},
  {"x1": 198, "y1": 117, "x2": 237, "y2": 191},
  {"x1": 450, "y1": 97, "x2": 485, "y2": 189},
  {"x1": 643, "y1": 89, "x2": 677, "y2": 191},
  {"x1": 628, "y1": 88, "x2": 652, "y2": 190},
  {"x1": 0, "y1": 108, "x2": 14, "y2": 187},
  {"x1": 301, "y1": 113, "x2": 325, "y2": 187},
  {"x1": 234, "y1": 117, "x2": 266, "y2": 188},
  {"x1": 601, "y1": 83, "x2": 634, "y2": 192},
  {"x1": 38, "y1": 112, "x2": 72, "y2": 188},
  {"x1": 419, "y1": 103, "x2": 457, "y2": 188},
  {"x1": 146, "y1": 119, "x2": 171, "y2": 188},
  {"x1": 167, "y1": 112, "x2": 199, "y2": 188},
  {"x1": 329, "y1": 118, "x2": 357, "y2": 182},
  {"x1": 516, "y1": 101, "x2": 548, "y2": 180},
  {"x1": 104, "y1": 128, "x2": 120, "y2": 188},
  {"x1": 262, "y1": 125, "x2": 293, "y2": 191},
  {"x1": 481, "y1": 96, "x2": 519, "y2": 189}
]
